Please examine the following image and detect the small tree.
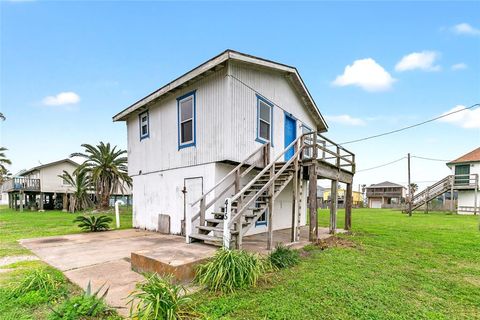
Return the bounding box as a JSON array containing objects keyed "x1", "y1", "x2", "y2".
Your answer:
[
  {"x1": 71, "y1": 142, "x2": 131, "y2": 210},
  {"x1": 59, "y1": 168, "x2": 94, "y2": 213},
  {"x1": 0, "y1": 147, "x2": 12, "y2": 175},
  {"x1": 410, "y1": 183, "x2": 418, "y2": 198}
]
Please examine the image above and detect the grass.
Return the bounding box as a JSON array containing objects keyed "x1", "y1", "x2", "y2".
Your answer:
[
  {"x1": 194, "y1": 209, "x2": 480, "y2": 319},
  {"x1": 0, "y1": 206, "x2": 132, "y2": 257},
  {"x1": 0, "y1": 205, "x2": 132, "y2": 320}
]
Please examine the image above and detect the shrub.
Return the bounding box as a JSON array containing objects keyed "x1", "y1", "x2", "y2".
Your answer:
[
  {"x1": 73, "y1": 215, "x2": 112, "y2": 231},
  {"x1": 49, "y1": 281, "x2": 112, "y2": 320},
  {"x1": 268, "y1": 244, "x2": 300, "y2": 269},
  {"x1": 195, "y1": 248, "x2": 265, "y2": 293},
  {"x1": 10, "y1": 268, "x2": 66, "y2": 304},
  {"x1": 127, "y1": 273, "x2": 198, "y2": 320}
]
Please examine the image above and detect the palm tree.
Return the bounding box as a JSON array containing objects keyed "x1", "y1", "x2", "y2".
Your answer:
[
  {"x1": 71, "y1": 142, "x2": 131, "y2": 210},
  {"x1": 0, "y1": 112, "x2": 5, "y2": 121},
  {"x1": 410, "y1": 183, "x2": 418, "y2": 198},
  {"x1": 59, "y1": 168, "x2": 94, "y2": 213},
  {"x1": 0, "y1": 147, "x2": 12, "y2": 174}
]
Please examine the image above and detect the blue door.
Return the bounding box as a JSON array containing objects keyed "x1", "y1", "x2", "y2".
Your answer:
[{"x1": 284, "y1": 114, "x2": 297, "y2": 161}]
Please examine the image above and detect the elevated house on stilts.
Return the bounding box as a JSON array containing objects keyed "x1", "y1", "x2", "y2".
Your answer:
[{"x1": 113, "y1": 50, "x2": 355, "y2": 250}]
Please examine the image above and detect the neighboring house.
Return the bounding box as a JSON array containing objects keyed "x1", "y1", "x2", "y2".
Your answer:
[
  {"x1": 2, "y1": 159, "x2": 79, "y2": 211},
  {"x1": 113, "y1": 50, "x2": 356, "y2": 249},
  {"x1": 323, "y1": 187, "x2": 363, "y2": 208},
  {"x1": 446, "y1": 147, "x2": 480, "y2": 214},
  {"x1": 1, "y1": 158, "x2": 133, "y2": 211},
  {"x1": 366, "y1": 181, "x2": 406, "y2": 209}
]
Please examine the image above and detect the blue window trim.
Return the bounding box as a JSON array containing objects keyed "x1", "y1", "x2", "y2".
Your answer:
[
  {"x1": 139, "y1": 110, "x2": 150, "y2": 140},
  {"x1": 255, "y1": 94, "x2": 274, "y2": 146},
  {"x1": 255, "y1": 208, "x2": 268, "y2": 226},
  {"x1": 177, "y1": 90, "x2": 197, "y2": 150},
  {"x1": 284, "y1": 112, "x2": 297, "y2": 161}
]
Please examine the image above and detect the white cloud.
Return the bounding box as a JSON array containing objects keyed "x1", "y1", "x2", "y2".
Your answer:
[
  {"x1": 439, "y1": 105, "x2": 480, "y2": 129},
  {"x1": 42, "y1": 92, "x2": 80, "y2": 106},
  {"x1": 451, "y1": 63, "x2": 467, "y2": 71},
  {"x1": 395, "y1": 51, "x2": 441, "y2": 72},
  {"x1": 332, "y1": 58, "x2": 396, "y2": 92},
  {"x1": 325, "y1": 114, "x2": 366, "y2": 126},
  {"x1": 452, "y1": 23, "x2": 480, "y2": 36}
]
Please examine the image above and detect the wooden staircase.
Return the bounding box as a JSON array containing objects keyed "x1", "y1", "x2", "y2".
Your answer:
[
  {"x1": 189, "y1": 162, "x2": 296, "y2": 246},
  {"x1": 188, "y1": 131, "x2": 356, "y2": 249},
  {"x1": 411, "y1": 176, "x2": 452, "y2": 211}
]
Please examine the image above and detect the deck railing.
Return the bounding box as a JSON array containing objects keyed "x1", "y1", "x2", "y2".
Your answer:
[{"x1": 1, "y1": 177, "x2": 41, "y2": 192}]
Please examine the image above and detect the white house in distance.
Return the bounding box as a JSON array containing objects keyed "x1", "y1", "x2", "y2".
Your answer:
[
  {"x1": 446, "y1": 147, "x2": 480, "y2": 214},
  {"x1": 113, "y1": 50, "x2": 356, "y2": 249}
]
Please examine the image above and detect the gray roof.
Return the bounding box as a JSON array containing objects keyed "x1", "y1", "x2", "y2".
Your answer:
[
  {"x1": 368, "y1": 181, "x2": 405, "y2": 188},
  {"x1": 112, "y1": 50, "x2": 328, "y2": 131},
  {"x1": 19, "y1": 158, "x2": 79, "y2": 176}
]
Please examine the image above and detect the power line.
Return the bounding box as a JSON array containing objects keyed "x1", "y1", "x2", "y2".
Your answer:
[
  {"x1": 412, "y1": 155, "x2": 450, "y2": 162},
  {"x1": 337, "y1": 103, "x2": 480, "y2": 146},
  {"x1": 356, "y1": 157, "x2": 406, "y2": 173}
]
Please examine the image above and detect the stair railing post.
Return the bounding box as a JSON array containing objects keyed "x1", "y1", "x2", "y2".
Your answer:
[
  {"x1": 267, "y1": 143, "x2": 274, "y2": 250},
  {"x1": 291, "y1": 138, "x2": 299, "y2": 242},
  {"x1": 424, "y1": 187, "x2": 429, "y2": 214},
  {"x1": 336, "y1": 146, "x2": 341, "y2": 168},
  {"x1": 200, "y1": 197, "x2": 206, "y2": 227},
  {"x1": 223, "y1": 198, "x2": 232, "y2": 249},
  {"x1": 234, "y1": 169, "x2": 243, "y2": 249}
]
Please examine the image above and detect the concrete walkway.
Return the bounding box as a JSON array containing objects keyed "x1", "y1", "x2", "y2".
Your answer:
[{"x1": 20, "y1": 229, "x2": 214, "y2": 317}]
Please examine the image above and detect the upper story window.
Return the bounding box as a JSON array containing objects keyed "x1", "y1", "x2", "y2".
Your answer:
[
  {"x1": 139, "y1": 111, "x2": 149, "y2": 140},
  {"x1": 177, "y1": 90, "x2": 196, "y2": 149},
  {"x1": 256, "y1": 95, "x2": 273, "y2": 144},
  {"x1": 455, "y1": 164, "x2": 470, "y2": 185}
]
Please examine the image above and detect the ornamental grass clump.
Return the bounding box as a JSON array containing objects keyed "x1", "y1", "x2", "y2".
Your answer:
[
  {"x1": 195, "y1": 248, "x2": 265, "y2": 293},
  {"x1": 127, "y1": 273, "x2": 198, "y2": 320},
  {"x1": 268, "y1": 243, "x2": 300, "y2": 269},
  {"x1": 73, "y1": 215, "x2": 112, "y2": 232},
  {"x1": 10, "y1": 268, "x2": 67, "y2": 304}
]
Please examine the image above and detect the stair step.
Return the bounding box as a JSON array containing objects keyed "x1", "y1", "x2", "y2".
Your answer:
[
  {"x1": 189, "y1": 233, "x2": 222, "y2": 243},
  {"x1": 197, "y1": 225, "x2": 223, "y2": 232},
  {"x1": 206, "y1": 218, "x2": 223, "y2": 224}
]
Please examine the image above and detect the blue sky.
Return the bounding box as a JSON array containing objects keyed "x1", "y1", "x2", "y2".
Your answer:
[{"x1": 1, "y1": 1, "x2": 479, "y2": 189}]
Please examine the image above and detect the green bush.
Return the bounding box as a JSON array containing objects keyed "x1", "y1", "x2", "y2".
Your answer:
[
  {"x1": 73, "y1": 215, "x2": 112, "y2": 232},
  {"x1": 195, "y1": 248, "x2": 265, "y2": 293},
  {"x1": 127, "y1": 273, "x2": 198, "y2": 320},
  {"x1": 268, "y1": 244, "x2": 300, "y2": 269},
  {"x1": 10, "y1": 268, "x2": 66, "y2": 304},
  {"x1": 48, "y1": 281, "x2": 112, "y2": 320}
]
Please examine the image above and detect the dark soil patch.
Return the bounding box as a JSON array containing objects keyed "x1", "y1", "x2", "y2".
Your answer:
[{"x1": 315, "y1": 236, "x2": 358, "y2": 250}]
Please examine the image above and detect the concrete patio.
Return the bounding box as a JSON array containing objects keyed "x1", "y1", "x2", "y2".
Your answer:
[{"x1": 20, "y1": 226, "x2": 339, "y2": 317}]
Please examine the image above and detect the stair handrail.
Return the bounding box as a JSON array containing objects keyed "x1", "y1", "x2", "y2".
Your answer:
[
  {"x1": 412, "y1": 175, "x2": 451, "y2": 204},
  {"x1": 228, "y1": 135, "x2": 305, "y2": 228},
  {"x1": 189, "y1": 143, "x2": 268, "y2": 223}
]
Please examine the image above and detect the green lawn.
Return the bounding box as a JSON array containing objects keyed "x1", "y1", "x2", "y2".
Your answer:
[
  {"x1": 0, "y1": 206, "x2": 132, "y2": 320},
  {"x1": 1, "y1": 206, "x2": 479, "y2": 319},
  {"x1": 0, "y1": 206, "x2": 133, "y2": 258},
  {"x1": 196, "y1": 209, "x2": 480, "y2": 319}
]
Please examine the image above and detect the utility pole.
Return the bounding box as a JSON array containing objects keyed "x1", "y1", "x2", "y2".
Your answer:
[{"x1": 408, "y1": 153, "x2": 412, "y2": 216}]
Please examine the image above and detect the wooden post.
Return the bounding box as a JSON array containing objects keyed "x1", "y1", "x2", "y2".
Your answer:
[
  {"x1": 199, "y1": 198, "x2": 206, "y2": 227},
  {"x1": 330, "y1": 180, "x2": 338, "y2": 234},
  {"x1": 297, "y1": 165, "x2": 303, "y2": 242},
  {"x1": 39, "y1": 192, "x2": 44, "y2": 211},
  {"x1": 308, "y1": 165, "x2": 317, "y2": 242},
  {"x1": 235, "y1": 169, "x2": 243, "y2": 249},
  {"x1": 267, "y1": 146, "x2": 274, "y2": 250},
  {"x1": 291, "y1": 140, "x2": 299, "y2": 242},
  {"x1": 424, "y1": 187, "x2": 429, "y2": 214},
  {"x1": 19, "y1": 190, "x2": 24, "y2": 212},
  {"x1": 474, "y1": 174, "x2": 478, "y2": 216},
  {"x1": 345, "y1": 182, "x2": 352, "y2": 230},
  {"x1": 407, "y1": 153, "x2": 412, "y2": 216},
  {"x1": 451, "y1": 175, "x2": 455, "y2": 213}
]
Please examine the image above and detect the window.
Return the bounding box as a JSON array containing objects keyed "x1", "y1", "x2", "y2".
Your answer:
[
  {"x1": 139, "y1": 111, "x2": 149, "y2": 140},
  {"x1": 177, "y1": 91, "x2": 196, "y2": 149},
  {"x1": 455, "y1": 164, "x2": 470, "y2": 185},
  {"x1": 256, "y1": 95, "x2": 273, "y2": 144},
  {"x1": 256, "y1": 206, "x2": 267, "y2": 226}
]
